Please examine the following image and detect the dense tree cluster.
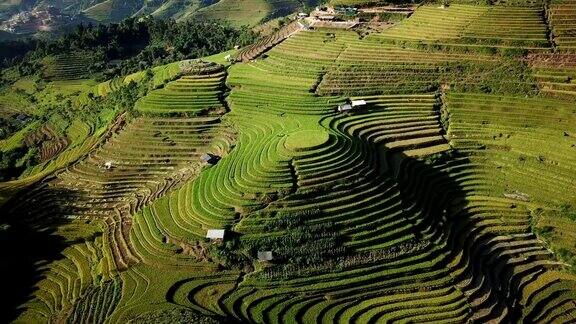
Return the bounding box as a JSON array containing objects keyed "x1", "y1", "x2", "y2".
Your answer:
[
  {"x1": 0, "y1": 146, "x2": 37, "y2": 181},
  {"x1": 1, "y1": 17, "x2": 257, "y2": 77},
  {"x1": 0, "y1": 117, "x2": 27, "y2": 140}
]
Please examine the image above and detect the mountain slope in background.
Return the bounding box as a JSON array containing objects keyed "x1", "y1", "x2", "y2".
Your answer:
[{"x1": 0, "y1": 0, "x2": 313, "y2": 39}]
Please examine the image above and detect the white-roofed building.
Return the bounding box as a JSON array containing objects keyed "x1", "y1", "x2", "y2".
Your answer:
[
  {"x1": 337, "y1": 98, "x2": 367, "y2": 113},
  {"x1": 206, "y1": 229, "x2": 225, "y2": 240}
]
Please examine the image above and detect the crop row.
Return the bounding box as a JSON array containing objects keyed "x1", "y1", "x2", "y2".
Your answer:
[
  {"x1": 42, "y1": 53, "x2": 94, "y2": 81},
  {"x1": 135, "y1": 67, "x2": 227, "y2": 115},
  {"x1": 7, "y1": 63, "x2": 236, "y2": 321},
  {"x1": 236, "y1": 20, "x2": 303, "y2": 62},
  {"x1": 123, "y1": 29, "x2": 576, "y2": 323},
  {"x1": 444, "y1": 92, "x2": 576, "y2": 320},
  {"x1": 549, "y1": 0, "x2": 576, "y2": 51},
  {"x1": 383, "y1": 5, "x2": 550, "y2": 49}
]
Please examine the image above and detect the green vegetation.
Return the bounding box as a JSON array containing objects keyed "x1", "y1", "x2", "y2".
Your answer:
[
  {"x1": 383, "y1": 4, "x2": 550, "y2": 49},
  {"x1": 2, "y1": 2, "x2": 576, "y2": 324},
  {"x1": 135, "y1": 61, "x2": 227, "y2": 115},
  {"x1": 284, "y1": 130, "x2": 330, "y2": 151},
  {"x1": 195, "y1": 0, "x2": 273, "y2": 27},
  {"x1": 330, "y1": 0, "x2": 397, "y2": 6},
  {"x1": 549, "y1": 0, "x2": 576, "y2": 51},
  {"x1": 0, "y1": 15, "x2": 255, "y2": 186},
  {"x1": 194, "y1": 0, "x2": 304, "y2": 27},
  {"x1": 1, "y1": 17, "x2": 256, "y2": 79},
  {"x1": 533, "y1": 205, "x2": 576, "y2": 271},
  {"x1": 0, "y1": 0, "x2": 272, "y2": 27}
]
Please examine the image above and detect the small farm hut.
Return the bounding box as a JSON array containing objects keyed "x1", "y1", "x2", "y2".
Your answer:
[
  {"x1": 338, "y1": 98, "x2": 367, "y2": 113},
  {"x1": 104, "y1": 161, "x2": 113, "y2": 170},
  {"x1": 337, "y1": 103, "x2": 353, "y2": 112},
  {"x1": 200, "y1": 153, "x2": 219, "y2": 164},
  {"x1": 206, "y1": 229, "x2": 225, "y2": 241},
  {"x1": 257, "y1": 251, "x2": 273, "y2": 262},
  {"x1": 351, "y1": 99, "x2": 367, "y2": 107}
]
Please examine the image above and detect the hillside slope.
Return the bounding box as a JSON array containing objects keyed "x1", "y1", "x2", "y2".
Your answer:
[
  {"x1": 2, "y1": 2, "x2": 576, "y2": 323},
  {"x1": 0, "y1": 0, "x2": 311, "y2": 37}
]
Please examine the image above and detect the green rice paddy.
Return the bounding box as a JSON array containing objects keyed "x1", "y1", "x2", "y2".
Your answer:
[{"x1": 2, "y1": 3, "x2": 576, "y2": 323}]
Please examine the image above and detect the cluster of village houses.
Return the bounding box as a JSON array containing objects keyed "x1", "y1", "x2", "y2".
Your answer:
[{"x1": 0, "y1": 6, "x2": 73, "y2": 33}]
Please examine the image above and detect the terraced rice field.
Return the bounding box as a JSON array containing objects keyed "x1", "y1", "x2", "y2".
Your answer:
[
  {"x1": 135, "y1": 62, "x2": 227, "y2": 115},
  {"x1": 42, "y1": 53, "x2": 95, "y2": 81},
  {"x1": 194, "y1": 0, "x2": 300, "y2": 27},
  {"x1": 549, "y1": 0, "x2": 576, "y2": 51},
  {"x1": 529, "y1": 53, "x2": 576, "y2": 98},
  {"x1": 3, "y1": 3, "x2": 576, "y2": 323},
  {"x1": 235, "y1": 20, "x2": 303, "y2": 62},
  {"x1": 383, "y1": 4, "x2": 550, "y2": 49}
]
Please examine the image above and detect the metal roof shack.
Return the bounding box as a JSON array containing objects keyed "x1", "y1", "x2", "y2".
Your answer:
[
  {"x1": 257, "y1": 251, "x2": 273, "y2": 262},
  {"x1": 206, "y1": 229, "x2": 225, "y2": 240},
  {"x1": 200, "y1": 153, "x2": 220, "y2": 164},
  {"x1": 337, "y1": 103, "x2": 353, "y2": 112},
  {"x1": 351, "y1": 99, "x2": 367, "y2": 107}
]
